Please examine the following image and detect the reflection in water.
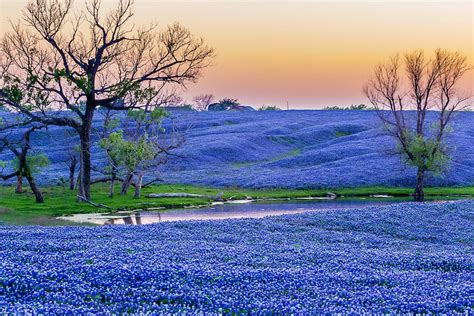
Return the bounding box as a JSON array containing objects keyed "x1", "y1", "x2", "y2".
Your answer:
[
  {"x1": 58, "y1": 197, "x2": 470, "y2": 226},
  {"x1": 136, "y1": 213, "x2": 142, "y2": 225},
  {"x1": 98, "y1": 199, "x2": 408, "y2": 226},
  {"x1": 122, "y1": 216, "x2": 133, "y2": 225},
  {"x1": 105, "y1": 212, "x2": 159, "y2": 225}
]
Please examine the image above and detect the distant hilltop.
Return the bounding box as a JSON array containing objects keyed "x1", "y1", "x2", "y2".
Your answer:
[
  {"x1": 161, "y1": 104, "x2": 255, "y2": 112},
  {"x1": 207, "y1": 103, "x2": 255, "y2": 112}
]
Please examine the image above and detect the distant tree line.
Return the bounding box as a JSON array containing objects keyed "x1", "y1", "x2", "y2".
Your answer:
[
  {"x1": 324, "y1": 104, "x2": 374, "y2": 110},
  {"x1": 259, "y1": 105, "x2": 280, "y2": 111}
]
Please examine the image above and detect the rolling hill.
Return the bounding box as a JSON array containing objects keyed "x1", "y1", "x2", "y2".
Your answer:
[{"x1": 1, "y1": 110, "x2": 473, "y2": 189}]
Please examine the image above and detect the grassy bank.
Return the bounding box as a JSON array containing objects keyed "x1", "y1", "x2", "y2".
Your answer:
[{"x1": 0, "y1": 183, "x2": 473, "y2": 225}]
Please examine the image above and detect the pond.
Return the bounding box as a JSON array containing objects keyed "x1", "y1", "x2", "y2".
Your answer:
[{"x1": 58, "y1": 196, "x2": 462, "y2": 225}]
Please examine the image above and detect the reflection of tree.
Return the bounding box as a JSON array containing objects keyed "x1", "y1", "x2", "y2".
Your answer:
[
  {"x1": 123, "y1": 216, "x2": 133, "y2": 225},
  {"x1": 104, "y1": 211, "x2": 161, "y2": 225},
  {"x1": 135, "y1": 213, "x2": 142, "y2": 225}
]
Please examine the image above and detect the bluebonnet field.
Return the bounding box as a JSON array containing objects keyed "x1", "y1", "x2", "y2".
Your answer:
[
  {"x1": 1, "y1": 110, "x2": 474, "y2": 189},
  {"x1": 1, "y1": 200, "x2": 472, "y2": 313}
]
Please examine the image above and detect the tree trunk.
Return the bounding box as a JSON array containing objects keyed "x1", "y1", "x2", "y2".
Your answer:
[
  {"x1": 109, "y1": 170, "x2": 116, "y2": 198},
  {"x1": 69, "y1": 157, "x2": 77, "y2": 190},
  {"x1": 120, "y1": 173, "x2": 133, "y2": 195},
  {"x1": 133, "y1": 174, "x2": 143, "y2": 199},
  {"x1": 78, "y1": 106, "x2": 94, "y2": 202},
  {"x1": 26, "y1": 175, "x2": 44, "y2": 203},
  {"x1": 414, "y1": 168, "x2": 425, "y2": 202},
  {"x1": 74, "y1": 169, "x2": 80, "y2": 190},
  {"x1": 15, "y1": 174, "x2": 23, "y2": 193}
]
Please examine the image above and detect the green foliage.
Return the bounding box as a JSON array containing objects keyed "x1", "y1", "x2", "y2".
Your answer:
[
  {"x1": 76, "y1": 77, "x2": 90, "y2": 93},
  {"x1": 26, "y1": 73, "x2": 39, "y2": 87},
  {"x1": 100, "y1": 108, "x2": 169, "y2": 177},
  {"x1": 114, "y1": 80, "x2": 141, "y2": 99},
  {"x1": 122, "y1": 135, "x2": 155, "y2": 172},
  {"x1": 12, "y1": 154, "x2": 50, "y2": 177},
  {"x1": 401, "y1": 132, "x2": 449, "y2": 175},
  {"x1": 259, "y1": 105, "x2": 280, "y2": 111},
  {"x1": 99, "y1": 131, "x2": 125, "y2": 173},
  {"x1": 2, "y1": 85, "x2": 24, "y2": 104},
  {"x1": 27, "y1": 154, "x2": 50, "y2": 175},
  {"x1": 127, "y1": 107, "x2": 168, "y2": 126},
  {"x1": 52, "y1": 68, "x2": 92, "y2": 94},
  {"x1": 53, "y1": 69, "x2": 67, "y2": 81},
  {"x1": 100, "y1": 131, "x2": 155, "y2": 174},
  {"x1": 104, "y1": 117, "x2": 120, "y2": 131},
  {"x1": 1, "y1": 72, "x2": 50, "y2": 109},
  {"x1": 1, "y1": 74, "x2": 23, "y2": 104},
  {"x1": 57, "y1": 177, "x2": 67, "y2": 187}
]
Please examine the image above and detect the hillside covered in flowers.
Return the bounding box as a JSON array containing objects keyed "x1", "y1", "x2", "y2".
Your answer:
[{"x1": 1, "y1": 110, "x2": 473, "y2": 189}]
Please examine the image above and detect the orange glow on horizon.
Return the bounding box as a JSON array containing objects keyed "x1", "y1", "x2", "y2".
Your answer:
[{"x1": 1, "y1": 0, "x2": 472, "y2": 108}]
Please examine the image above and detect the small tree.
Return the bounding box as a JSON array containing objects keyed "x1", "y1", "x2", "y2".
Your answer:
[
  {"x1": 192, "y1": 93, "x2": 214, "y2": 111},
  {"x1": 101, "y1": 108, "x2": 184, "y2": 198},
  {"x1": 94, "y1": 108, "x2": 123, "y2": 197},
  {"x1": 364, "y1": 49, "x2": 471, "y2": 201},
  {"x1": 0, "y1": 126, "x2": 49, "y2": 203},
  {"x1": 112, "y1": 131, "x2": 156, "y2": 198},
  {"x1": 99, "y1": 124, "x2": 125, "y2": 197}
]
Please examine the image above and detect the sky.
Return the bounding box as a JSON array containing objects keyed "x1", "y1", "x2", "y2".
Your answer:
[{"x1": 1, "y1": 0, "x2": 473, "y2": 109}]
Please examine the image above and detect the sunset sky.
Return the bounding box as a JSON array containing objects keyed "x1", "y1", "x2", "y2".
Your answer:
[{"x1": 1, "y1": 0, "x2": 472, "y2": 109}]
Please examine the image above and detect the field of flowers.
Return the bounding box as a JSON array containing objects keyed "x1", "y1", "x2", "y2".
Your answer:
[
  {"x1": 1, "y1": 110, "x2": 474, "y2": 188},
  {"x1": 0, "y1": 200, "x2": 472, "y2": 313}
]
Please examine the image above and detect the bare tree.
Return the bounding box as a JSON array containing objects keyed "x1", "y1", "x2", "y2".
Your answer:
[
  {"x1": 0, "y1": 0, "x2": 214, "y2": 201},
  {"x1": 364, "y1": 49, "x2": 471, "y2": 201},
  {"x1": 193, "y1": 93, "x2": 214, "y2": 111}
]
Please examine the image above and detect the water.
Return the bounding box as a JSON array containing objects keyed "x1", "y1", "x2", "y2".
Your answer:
[{"x1": 59, "y1": 197, "x2": 442, "y2": 225}]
